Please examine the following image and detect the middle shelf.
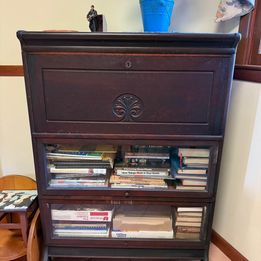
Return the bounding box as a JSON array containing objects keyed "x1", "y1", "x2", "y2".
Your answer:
[{"x1": 35, "y1": 140, "x2": 220, "y2": 198}]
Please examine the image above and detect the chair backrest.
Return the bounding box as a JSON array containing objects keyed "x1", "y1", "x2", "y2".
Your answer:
[
  {"x1": 0, "y1": 175, "x2": 36, "y2": 190},
  {"x1": 27, "y1": 209, "x2": 42, "y2": 261}
]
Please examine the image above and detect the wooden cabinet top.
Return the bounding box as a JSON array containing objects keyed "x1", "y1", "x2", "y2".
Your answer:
[{"x1": 17, "y1": 31, "x2": 240, "y2": 54}]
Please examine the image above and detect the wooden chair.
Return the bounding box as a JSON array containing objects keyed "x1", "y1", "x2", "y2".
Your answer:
[
  {"x1": 0, "y1": 209, "x2": 42, "y2": 261},
  {"x1": 27, "y1": 209, "x2": 42, "y2": 261},
  {"x1": 0, "y1": 175, "x2": 42, "y2": 261},
  {"x1": 0, "y1": 229, "x2": 27, "y2": 260},
  {"x1": 0, "y1": 175, "x2": 37, "y2": 190}
]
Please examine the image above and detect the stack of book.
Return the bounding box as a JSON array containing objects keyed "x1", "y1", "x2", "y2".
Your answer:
[
  {"x1": 175, "y1": 207, "x2": 203, "y2": 240},
  {"x1": 47, "y1": 145, "x2": 117, "y2": 188},
  {"x1": 171, "y1": 148, "x2": 209, "y2": 191},
  {"x1": 112, "y1": 205, "x2": 173, "y2": 238},
  {"x1": 110, "y1": 146, "x2": 170, "y2": 189},
  {"x1": 51, "y1": 204, "x2": 114, "y2": 238}
]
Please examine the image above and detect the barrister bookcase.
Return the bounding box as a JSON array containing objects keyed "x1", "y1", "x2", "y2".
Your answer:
[{"x1": 17, "y1": 31, "x2": 240, "y2": 260}]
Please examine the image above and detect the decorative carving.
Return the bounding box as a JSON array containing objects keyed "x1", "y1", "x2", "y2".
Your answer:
[{"x1": 112, "y1": 94, "x2": 144, "y2": 122}]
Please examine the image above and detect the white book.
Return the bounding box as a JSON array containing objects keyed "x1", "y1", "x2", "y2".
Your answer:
[
  {"x1": 54, "y1": 231, "x2": 109, "y2": 238},
  {"x1": 183, "y1": 157, "x2": 209, "y2": 165},
  {"x1": 182, "y1": 180, "x2": 207, "y2": 186},
  {"x1": 51, "y1": 208, "x2": 113, "y2": 222},
  {"x1": 178, "y1": 148, "x2": 210, "y2": 158},
  {"x1": 176, "y1": 216, "x2": 202, "y2": 222},
  {"x1": 110, "y1": 184, "x2": 167, "y2": 189},
  {"x1": 49, "y1": 165, "x2": 107, "y2": 175},
  {"x1": 175, "y1": 186, "x2": 205, "y2": 191},
  {"x1": 177, "y1": 212, "x2": 203, "y2": 217},
  {"x1": 49, "y1": 183, "x2": 107, "y2": 188},
  {"x1": 54, "y1": 229, "x2": 109, "y2": 234},
  {"x1": 50, "y1": 179, "x2": 106, "y2": 184},
  {"x1": 177, "y1": 207, "x2": 203, "y2": 213},
  {"x1": 116, "y1": 169, "x2": 169, "y2": 176},
  {"x1": 177, "y1": 169, "x2": 207, "y2": 175},
  {"x1": 111, "y1": 230, "x2": 173, "y2": 239},
  {"x1": 53, "y1": 223, "x2": 108, "y2": 229},
  {"x1": 47, "y1": 153, "x2": 102, "y2": 160},
  {"x1": 175, "y1": 221, "x2": 201, "y2": 227},
  {"x1": 175, "y1": 175, "x2": 207, "y2": 180}
]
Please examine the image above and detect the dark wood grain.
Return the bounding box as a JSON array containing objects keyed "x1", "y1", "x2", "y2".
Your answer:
[
  {"x1": 236, "y1": 0, "x2": 261, "y2": 68},
  {"x1": 236, "y1": 13, "x2": 255, "y2": 65},
  {"x1": 48, "y1": 246, "x2": 205, "y2": 259},
  {"x1": 234, "y1": 64, "x2": 261, "y2": 82},
  {"x1": 18, "y1": 32, "x2": 238, "y2": 135},
  {"x1": 17, "y1": 31, "x2": 240, "y2": 54},
  {"x1": 249, "y1": 0, "x2": 261, "y2": 65},
  {"x1": 17, "y1": 32, "x2": 240, "y2": 260}
]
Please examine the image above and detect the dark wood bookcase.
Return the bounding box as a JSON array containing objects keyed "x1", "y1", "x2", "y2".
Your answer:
[{"x1": 17, "y1": 32, "x2": 240, "y2": 261}]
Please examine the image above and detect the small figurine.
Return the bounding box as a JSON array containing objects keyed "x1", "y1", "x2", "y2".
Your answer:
[{"x1": 87, "y1": 5, "x2": 98, "y2": 32}]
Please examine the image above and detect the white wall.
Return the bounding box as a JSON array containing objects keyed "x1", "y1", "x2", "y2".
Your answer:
[
  {"x1": 213, "y1": 81, "x2": 261, "y2": 260},
  {"x1": 0, "y1": 0, "x2": 239, "y2": 65},
  {"x1": 0, "y1": 0, "x2": 142, "y2": 65},
  {"x1": 0, "y1": 77, "x2": 35, "y2": 178},
  {"x1": 170, "y1": 0, "x2": 240, "y2": 33}
]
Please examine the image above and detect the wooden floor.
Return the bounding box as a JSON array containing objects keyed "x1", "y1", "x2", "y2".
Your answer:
[{"x1": 209, "y1": 243, "x2": 231, "y2": 261}]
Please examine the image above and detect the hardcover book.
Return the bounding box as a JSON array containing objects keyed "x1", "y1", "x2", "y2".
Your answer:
[{"x1": 51, "y1": 205, "x2": 114, "y2": 222}]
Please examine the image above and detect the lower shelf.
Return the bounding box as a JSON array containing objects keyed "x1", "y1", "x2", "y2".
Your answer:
[{"x1": 42, "y1": 202, "x2": 211, "y2": 244}]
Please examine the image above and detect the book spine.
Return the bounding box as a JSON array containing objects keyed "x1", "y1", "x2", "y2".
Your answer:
[
  {"x1": 49, "y1": 167, "x2": 107, "y2": 174},
  {"x1": 116, "y1": 170, "x2": 168, "y2": 176},
  {"x1": 51, "y1": 210, "x2": 113, "y2": 221}
]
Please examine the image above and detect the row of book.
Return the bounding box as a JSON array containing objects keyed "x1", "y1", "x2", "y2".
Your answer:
[
  {"x1": 51, "y1": 205, "x2": 204, "y2": 239},
  {"x1": 51, "y1": 204, "x2": 113, "y2": 238},
  {"x1": 110, "y1": 145, "x2": 170, "y2": 189},
  {"x1": 46, "y1": 145, "x2": 210, "y2": 191},
  {"x1": 171, "y1": 148, "x2": 209, "y2": 191},
  {"x1": 47, "y1": 144, "x2": 117, "y2": 188},
  {"x1": 175, "y1": 207, "x2": 203, "y2": 240}
]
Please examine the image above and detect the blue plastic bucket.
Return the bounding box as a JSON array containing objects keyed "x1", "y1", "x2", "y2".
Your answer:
[{"x1": 140, "y1": 0, "x2": 174, "y2": 32}]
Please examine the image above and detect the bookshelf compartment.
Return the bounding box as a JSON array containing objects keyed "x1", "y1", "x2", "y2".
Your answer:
[
  {"x1": 51, "y1": 203, "x2": 113, "y2": 239},
  {"x1": 40, "y1": 142, "x2": 218, "y2": 196},
  {"x1": 45, "y1": 202, "x2": 209, "y2": 244}
]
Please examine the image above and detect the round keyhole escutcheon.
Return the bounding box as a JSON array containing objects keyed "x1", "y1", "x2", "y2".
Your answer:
[{"x1": 125, "y1": 60, "x2": 132, "y2": 69}]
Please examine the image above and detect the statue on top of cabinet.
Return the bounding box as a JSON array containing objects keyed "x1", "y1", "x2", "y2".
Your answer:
[{"x1": 87, "y1": 5, "x2": 98, "y2": 32}]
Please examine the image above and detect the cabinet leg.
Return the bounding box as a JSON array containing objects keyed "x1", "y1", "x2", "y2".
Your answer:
[
  {"x1": 42, "y1": 246, "x2": 50, "y2": 261},
  {"x1": 203, "y1": 248, "x2": 209, "y2": 261}
]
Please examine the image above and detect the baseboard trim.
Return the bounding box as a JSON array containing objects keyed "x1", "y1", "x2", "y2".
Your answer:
[
  {"x1": 234, "y1": 65, "x2": 261, "y2": 83},
  {"x1": 211, "y1": 230, "x2": 248, "y2": 261},
  {"x1": 0, "y1": 65, "x2": 24, "y2": 76}
]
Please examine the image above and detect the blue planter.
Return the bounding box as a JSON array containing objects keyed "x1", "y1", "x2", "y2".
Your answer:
[{"x1": 140, "y1": 0, "x2": 174, "y2": 32}]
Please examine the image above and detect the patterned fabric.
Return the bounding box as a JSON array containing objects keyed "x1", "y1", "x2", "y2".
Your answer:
[{"x1": 216, "y1": 0, "x2": 255, "y2": 22}]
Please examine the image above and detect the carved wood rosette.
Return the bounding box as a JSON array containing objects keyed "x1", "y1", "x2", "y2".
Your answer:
[{"x1": 112, "y1": 94, "x2": 144, "y2": 122}]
